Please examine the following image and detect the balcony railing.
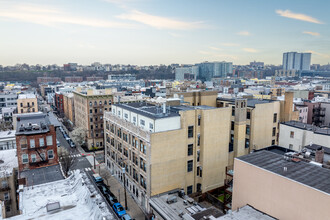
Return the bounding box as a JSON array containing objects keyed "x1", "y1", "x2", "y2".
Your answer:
[{"x1": 104, "y1": 112, "x2": 150, "y2": 142}]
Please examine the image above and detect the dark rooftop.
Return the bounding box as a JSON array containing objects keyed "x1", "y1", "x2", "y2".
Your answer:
[
  {"x1": 217, "y1": 97, "x2": 276, "y2": 108},
  {"x1": 305, "y1": 144, "x2": 330, "y2": 155},
  {"x1": 16, "y1": 113, "x2": 52, "y2": 135},
  {"x1": 114, "y1": 102, "x2": 180, "y2": 120},
  {"x1": 237, "y1": 150, "x2": 330, "y2": 194},
  {"x1": 255, "y1": 145, "x2": 296, "y2": 155},
  {"x1": 282, "y1": 121, "x2": 330, "y2": 136},
  {"x1": 19, "y1": 165, "x2": 64, "y2": 186}
]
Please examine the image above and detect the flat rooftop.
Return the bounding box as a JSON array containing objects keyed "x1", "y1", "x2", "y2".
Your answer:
[
  {"x1": 19, "y1": 165, "x2": 64, "y2": 186},
  {"x1": 237, "y1": 150, "x2": 330, "y2": 194},
  {"x1": 16, "y1": 113, "x2": 52, "y2": 135},
  {"x1": 215, "y1": 205, "x2": 275, "y2": 220},
  {"x1": 217, "y1": 98, "x2": 276, "y2": 108},
  {"x1": 114, "y1": 102, "x2": 180, "y2": 119},
  {"x1": 0, "y1": 130, "x2": 16, "y2": 139},
  {"x1": 18, "y1": 94, "x2": 36, "y2": 99},
  {"x1": 282, "y1": 121, "x2": 330, "y2": 136},
  {"x1": 0, "y1": 149, "x2": 18, "y2": 178}
]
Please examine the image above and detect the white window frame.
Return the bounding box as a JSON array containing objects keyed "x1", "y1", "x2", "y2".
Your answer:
[
  {"x1": 46, "y1": 135, "x2": 53, "y2": 146},
  {"x1": 22, "y1": 154, "x2": 29, "y2": 164},
  {"x1": 140, "y1": 119, "x2": 145, "y2": 126},
  {"x1": 48, "y1": 150, "x2": 54, "y2": 159},
  {"x1": 30, "y1": 139, "x2": 35, "y2": 148},
  {"x1": 39, "y1": 138, "x2": 45, "y2": 147},
  {"x1": 31, "y1": 154, "x2": 37, "y2": 162},
  {"x1": 4, "y1": 192, "x2": 10, "y2": 201}
]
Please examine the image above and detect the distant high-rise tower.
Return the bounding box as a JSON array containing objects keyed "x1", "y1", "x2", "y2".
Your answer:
[{"x1": 282, "y1": 52, "x2": 311, "y2": 71}]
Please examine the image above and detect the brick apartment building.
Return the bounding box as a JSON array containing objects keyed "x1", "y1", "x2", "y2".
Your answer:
[
  {"x1": 86, "y1": 76, "x2": 103, "y2": 82},
  {"x1": 55, "y1": 92, "x2": 64, "y2": 115},
  {"x1": 15, "y1": 113, "x2": 58, "y2": 172},
  {"x1": 65, "y1": 76, "x2": 83, "y2": 83},
  {"x1": 37, "y1": 77, "x2": 61, "y2": 84}
]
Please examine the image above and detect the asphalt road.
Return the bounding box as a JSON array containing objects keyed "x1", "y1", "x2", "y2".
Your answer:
[{"x1": 56, "y1": 128, "x2": 92, "y2": 172}]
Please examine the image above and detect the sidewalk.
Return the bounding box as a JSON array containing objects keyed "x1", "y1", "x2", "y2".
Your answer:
[{"x1": 95, "y1": 163, "x2": 146, "y2": 220}]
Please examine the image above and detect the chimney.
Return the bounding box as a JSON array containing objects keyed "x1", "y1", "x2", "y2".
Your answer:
[
  {"x1": 163, "y1": 102, "x2": 166, "y2": 114},
  {"x1": 315, "y1": 147, "x2": 324, "y2": 163}
]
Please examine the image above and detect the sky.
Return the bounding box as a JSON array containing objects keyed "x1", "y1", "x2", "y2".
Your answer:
[{"x1": 0, "y1": 0, "x2": 329, "y2": 66}]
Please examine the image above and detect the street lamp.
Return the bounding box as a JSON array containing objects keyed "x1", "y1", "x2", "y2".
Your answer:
[{"x1": 121, "y1": 167, "x2": 128, "y2": 210}]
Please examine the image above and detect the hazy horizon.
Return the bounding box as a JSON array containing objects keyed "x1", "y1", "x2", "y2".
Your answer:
[{"x1": 0, "y1": 0, "x2": 329, "y2": 66}]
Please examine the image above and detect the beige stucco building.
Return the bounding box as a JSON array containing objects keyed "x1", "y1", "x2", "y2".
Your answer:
[
  {"x1": 104, "y1": 101, "x2": 231, "y2": 213},
  {"x1": 170, "y1": 90, "x2": 218, "y2": 107},
  {"x1": 73, "y1": 89, "x2": 113, "y2": 150},
  {"x1": 17, "y1": 94, "x2": 38, "y2": 114},
  {"x1": 232, "y1": 150, "x2": 330, "y2": 220}
]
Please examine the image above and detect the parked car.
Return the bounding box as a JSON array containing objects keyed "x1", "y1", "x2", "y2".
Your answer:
[
  {"x1": 112, "y1": 203, "x2": 126, "y2": 217},
  {"x1": 69, "y1": 140, "x2": 75, "y2": 148},
  {"x1": 63, "y1": 134, "x2": 70, "y2": 141},
  {"x1": 97, "y1": 183, "x2": 110, "y2": 195},
  {"x1": 105, "y1": 193, "x2": 118, "y2": 206},
  {"x1": 59, "y1": 127, "x2": 64, "y2": 133},
  {"x1": 93, "y1": 174, "x2": 103, "y2": 183},
  {"x1": 121, "y1": 214, "x2": 133, "y2": 220}
]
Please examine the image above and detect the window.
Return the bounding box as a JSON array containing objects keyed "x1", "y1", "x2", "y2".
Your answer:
[
  {"x1": 48, "y1": 150, "x2": 54, "y2": 159},
  {"x1": 140, "y1": 119, "x2": 145, "y2": 126},
  {"x1": 149, "y1": 123, "x2": 153, "y2": 130},
  {"x1": 90, "y1": 109, "x2": 92, "y2": 114},
  {"x1": 187, "y1": 160, "x2": 193, "y2": 172},
  {"x1": 89, "y1": 101, "x2": 92, "y2": 106},
  {"x1": 20, "y1": 103, "x2": 23, "y2": 107},
  {"x1": 272, "y1": 139, "x2": 275, "y2": 145},
  {"x1": 245, "y1": 139, "x2": 249, "y2": 148},
  {"x1": 20, "y1": 138, "x2": 27, "y2": 149},
  {"x1": 198, "y1": 115, "x2": 201, "y2": 126},
  {"x1": 46, "y1": 136, "x2": 53, "y2": 146},
  {"x1": 229, "y1": 143, "x2": 233, "y2": 152},
  {"x1": 290, "y1": 131, "x2": 294, "y2": 138},
  {"x1": 197, "y1": 150, "x2": 200, "y2": 162},
  {"x1": 246, "y1": 125, "x2": 250, "y2": 135},
  {"x1": 22, "y1": 154, "x2": 28, "y2": 163},
  {"x1": 187, "y1": 185, "x2": 193, "y2": 195},
  {"x1": 109, "y1": 100, "x2": 112, "y2": 105},
  {"x1": 104, "y1": 100, "x2": 107, "y2": 105},
  {"x1": 21, "y1": 109, "x2": 23, "y2": 113},
  {"x1": 188, "y1": 144, "x2": 193, "y2": 156},
  {"x1": 197, "y1": 134, "x2": 200, "y2": 146},
  {"x1": 272, "y1": 127, "x2": 276, "y2": 136},
  {"x1": 94, "y1": 101, "x2": 97, "y2": 106},
  {"x1": 133, "y1": 117, "x2": 136, "y2": 123},
  {"x1": 30, "y1": 139, "x2": 35, "y2": 148},
  {"x1": 95, "y1": 109, "x2": 97, "y2": 113},
  {"x1": 232, "y1": 106, "x2": 235, "y2": 116},
  {"x1": 2, "y1": 180, "x2": 8, "y2": 188},
  {"x1": 32, "y1": 102, "x2": 34, "y2": 106},
  {"x1": 124, "y1": 113, "x2": 128, "y2": 119},
  {"x1": 39, "y1": 138, "x2": 44, "y2": 147},
  {"x1": 99, "y1": 101, "x2": 102, "y2": 105},
  {"x1": 273, "y1": 113, "x2": 277, "y2": 123},
  {"x1": 4, "y1": 192, "x2": 10, "y2": 201},
  {"x1": 90, "y1": 118, "x2": 93, "y2": 122},
  {"x1": 188, "y1": 126, "x2": 194, "y2": 138},
  {"x1": 32, "y1": 108, "x2": 35, "y2": 112},
  {"x1": 118, "y1": 110, "x2": 121, "y2": 116},
  {"x1": 31, "y1": 154, "x2": 37, "y2": 162},
  {"x1": 247, "y1": 111, "x2": 251, "y2": 119},
  {"x1": 231, "y1": 121, "x2": 234, "y2": 130},
  {"x1": 289, "y1": 144, "x2": 293, "y2": 149}
]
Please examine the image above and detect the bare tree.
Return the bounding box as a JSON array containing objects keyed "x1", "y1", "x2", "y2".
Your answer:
[
  {"x1": 58, "y1": 148, "x2": 75, "y2": 177},
  {"x1": 100, "y1": 165, "x2": 112, "y2": 186},
  {"x1": 71, "y1": 127, "x2": 87, "y2": 148}
]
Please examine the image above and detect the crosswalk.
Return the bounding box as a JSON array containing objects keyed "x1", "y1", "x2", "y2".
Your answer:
[{"x1": 69, "y1": 154, "x2": 82, "y2": 158}]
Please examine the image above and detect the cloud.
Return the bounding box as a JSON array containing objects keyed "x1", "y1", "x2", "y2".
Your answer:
[
  {"x1": 242, "y1": 48, "x2": 258, "y2": 53},
  {"x1": 237, "y1": 31, "x2": 250, "y2": 36},
  {"x1": 305, "y1": 50, "x2": 330, "y2": 59},
  {"x1": 116, "y1": 10, "x2": 205, "y2": 30},
  {"x1": 169, "y1": 32, "x2": 183, "y2": 38},
  {"x1": 199, "y1": 51, "x2": 238, "y2": 60},
  {"x1": 275, "y1": 10, "x2": 323, "y2": 24},
  {"x1": 303, "y1": 31, "x2": 320, "y2": 36},
  {"x1": 0, "y1": 3, "x2": 134, "y2": 28},
  {"x1": 222, "y1": 43, "x2": 240, "y2": 47},
  {"x1": 209, "y1": 46, "x2": 222, "y2": 51}
]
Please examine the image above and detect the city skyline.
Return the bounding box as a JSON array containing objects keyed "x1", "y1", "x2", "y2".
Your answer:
[{"x1": 0, "y1": 0, "x2": 329, "y2": 66}]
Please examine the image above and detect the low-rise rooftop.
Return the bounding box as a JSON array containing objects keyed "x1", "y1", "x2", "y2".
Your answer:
[
  {"x1": 217, "y1": 98, "x2": 276, "y2": 108},
  {"x1": 16, "y1": 113, "x2": 52, "y2": 135},
  {"x1": 0, "y1": 130, "x2": 16, "y2": 140},
  {"x1": 0, "y1": 149, "x2": 18, "y2": 178},
  {"x1": 18, "y1": 94, "x2": 36, "y2": 99},
  {"x1": 282, "y1": 121, "x2": 330, "y2": 136},
  {"x1": 237, "y1": 150, "x2": 330, "y2": 194}
]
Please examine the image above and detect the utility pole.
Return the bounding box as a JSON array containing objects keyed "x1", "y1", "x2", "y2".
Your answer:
[{"x1": 122, "y1": 167, "x2": 128, "y2": 210}]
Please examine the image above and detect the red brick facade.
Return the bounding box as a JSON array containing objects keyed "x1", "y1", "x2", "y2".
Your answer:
[
  {"x1": 16, "y1": 125, "x2": 58, "y2": 172},
  {"x1": 55, "y1": 93, "x2": 64, "y2": 114}
]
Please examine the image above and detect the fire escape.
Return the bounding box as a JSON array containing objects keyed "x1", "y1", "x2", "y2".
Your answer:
[
  {"x1": 223, "y1": 165, "x2": 233, "y2": 211},
  {"x1": 312, "y1": 106, "x2": 325, "y2": 127}
]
